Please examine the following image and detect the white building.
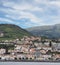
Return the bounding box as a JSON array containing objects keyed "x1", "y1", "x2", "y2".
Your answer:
[{"x1": 0, "y1": 49, "x2": 6, "y2": 54}]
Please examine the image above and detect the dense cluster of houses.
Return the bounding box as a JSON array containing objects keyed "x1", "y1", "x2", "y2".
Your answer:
[{"x1": 0, "y1": 36, "x2": 60, "y2": 61}]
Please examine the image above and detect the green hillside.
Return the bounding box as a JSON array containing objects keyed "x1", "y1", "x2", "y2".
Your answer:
[{"x1": 0, "y1": 24, "x2": 31, "y2": 40}]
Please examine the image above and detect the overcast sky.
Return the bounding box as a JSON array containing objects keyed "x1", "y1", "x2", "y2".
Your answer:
[{"x1": 0, "y1": 0, "x2": 60, "y2": 28}]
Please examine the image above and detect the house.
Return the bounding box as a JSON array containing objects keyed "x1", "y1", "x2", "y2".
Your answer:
[
  {"x1": 1, "y1": 56, "x2": 6, "y2": 60},
  {"x1": 26, "y1": 53, "x2": 34, "y2": 60},
  {"x1": 16, "y1": 53, "x2": 27, "y2": 60},
  {"x1": 0, "y1": 32, "x2": 4, "y2": 37},
  {"x1": 52, "y1": 43, "x2": 60, "y2": 52},
  {"x1": 42, "y1": 46, "x2": 52, "y2": 51},
  {"x1": 1, "y1": 55, "x2": 16, "y2": 60},
  {"x1": 36, "y1": 47, "x2": 42, "y2": 50},
  {"x1": 15, "y1": 45, "x2": 22, "y2": 51},
  {"x1": 0, "y1": 48, "x2": 6, "y2": 54},
  {"x1": 40, "y1": 54, "x2": 52, "y2": 60},
  {"x1": 29, "y1": 48, "x2": 36, "y2": 53},
  {"x1": 33, "y1": 50, "x2": 41, "y2": 58},
  {"x1": 9, "y1": 55, "x2": 16, "y2": 60},
  {"x1": 40, "y1": 49, "x2": 47, "y2": 54},
  {"x1": 44, "y1": 42, "x2": 50, "y2": 46},
  {"x1": 42, "y1": 54, "x2": 52, "y2": 58},
  {"x1": 53, "y1": 54, "x2": 60, "y2": 60}
]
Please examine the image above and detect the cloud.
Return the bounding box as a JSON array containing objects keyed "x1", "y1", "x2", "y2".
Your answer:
[
  {"x1": 5, "y1": 11, "x2": 43, "y2": 25},
  {"x1": 0, "y1": 18, "x2": 13, "y2": 23},
  {"x1": 2, "y1": 0, "x2": 43, "y2": 12},
  {"x1": 0, "y1": 0, "x2": 60, "y2": 28},
  {"x1": 19, "y1": 11, "x2": 43, "y2": 23},
  {"x1": 1, "y1": 0, "x2": 43, "y2": 24},
  {"x1": 0, "y1": 17, "x2": 21, "y2": 26},
  {"x1": 34, "y1": 0, "x2": 60, "y2": 9},
  {"x1": 49, "y1": 1, "x2": 60, "y2": 7}
]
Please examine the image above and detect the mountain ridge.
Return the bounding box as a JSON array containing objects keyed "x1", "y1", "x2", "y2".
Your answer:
[{"x1": 26, "y1": 24, "x2": 60, "y2": 39}]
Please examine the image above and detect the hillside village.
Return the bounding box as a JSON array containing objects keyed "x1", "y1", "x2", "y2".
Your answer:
[{"x1": 0, "y1": 35, "x2": 60, "y2": 61}]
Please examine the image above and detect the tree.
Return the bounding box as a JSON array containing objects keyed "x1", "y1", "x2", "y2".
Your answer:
[
  {"x1": 0, "y1": 44, "x2": 15, "y2": 54},
  {"x1": 46, "y1": 50, "x2": 51, "y2": 54},
  {"x1": 49, "y1": 41, "x2": 52, "y2": 47}
]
